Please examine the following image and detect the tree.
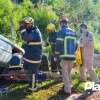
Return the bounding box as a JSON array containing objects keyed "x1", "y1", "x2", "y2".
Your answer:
[
  {"x1": 30, "y1": 5, "x2": 58, "y2": 40},
  {"x1": 0, "y1": 0, "x2": 13, "y2": 36}
]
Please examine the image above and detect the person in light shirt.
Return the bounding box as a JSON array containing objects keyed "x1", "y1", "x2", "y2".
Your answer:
[{"x1": 79, "y1": 23, "x2": 99, "y2": 83}]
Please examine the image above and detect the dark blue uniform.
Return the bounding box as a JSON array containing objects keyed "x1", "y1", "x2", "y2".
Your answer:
[
  {"x1": 48, "y1": 31, "x2": 57, "y2": 43},
  {"x1": 55, "y1": 25, "x2": 76, "y2": 93},
  {"x1": 21, "y1": 26, "x2": 42, "y2": 89},
  {"x1": 48, "y1": 31, "x2": 58, "y2": 72},
  {"x1": 55, "y1": 26, "x2": 76, "y2": 60},
  {"x1": 21, "y1": 26, "x2": 42, "y2": 73},
  {"x1": 48, "y1": 31, "x2": 57, "y2": 55}
]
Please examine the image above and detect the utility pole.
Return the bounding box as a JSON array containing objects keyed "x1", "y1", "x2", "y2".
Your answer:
[{"x1": 10, "y1": 8, "x2": 16, "y2": 42}]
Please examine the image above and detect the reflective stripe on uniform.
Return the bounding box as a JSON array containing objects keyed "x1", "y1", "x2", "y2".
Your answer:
[
  {"x1": 20, "y1": 29, "x2": 26, "y2": 33},
  {"x1": 57, "y1": 38, "x2": 64, "y2": 41},
  {"x1": 28, "y1": 42, "x2": 42, "y2": 45},
  {"x1": 55, "y1": 51, "x2": 59, "y2": 54},
  {"x1": 60, "y1": 55, "x2": 75, "y2": 58},
  {"x1": 23, "y1": 57, "x2": 41, "y2": 64}
]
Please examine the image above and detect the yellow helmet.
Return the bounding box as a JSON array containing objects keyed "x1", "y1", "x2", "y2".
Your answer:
[{"x1": 47, "y1": 23, "x2": 55, "y2": 32}]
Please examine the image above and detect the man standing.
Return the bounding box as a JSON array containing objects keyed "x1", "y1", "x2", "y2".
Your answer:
[
  {"x1": 47, "y1": 23, "x2": 60, "y2": 72},
  {"x1": 20, "y1": 17, "x2": 42, "y2": 92},
  {"x1": 56, "y1": 16, "x2": 76, "y2": 96},
  {"x1": 79, "y1": 23, "x2": 99, "y2": 83}
]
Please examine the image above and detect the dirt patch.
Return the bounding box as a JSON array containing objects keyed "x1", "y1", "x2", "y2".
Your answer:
[
  {"x1": 72, "y1": 91, "x2": 100, "y2": 100},
  {"x1": 86, "y1": 92, "x2": 100, "y2": 100}
]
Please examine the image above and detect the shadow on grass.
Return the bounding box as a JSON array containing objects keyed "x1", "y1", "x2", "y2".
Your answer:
[
  {"x1": 48, "y1": 86, "x2": 69, "y2": 100},
  {"x1": 0, "y1": 79, "x2": 62, "y2": 100},
  {"x1": 48, "y1": 77, "x2": 84, "y2": 100},
  {"x1": 38, "y1": 78, "x2": 62, "y2": 90},
  {"x1": 0, "y1": 81, "x2": 29, "y2": 100},
  {"x1": 48, "y1": 82, "x2": 84, "y2": 100},
  {"x1": 76, "y1": 90, "x2": 94, "y2": 100}
]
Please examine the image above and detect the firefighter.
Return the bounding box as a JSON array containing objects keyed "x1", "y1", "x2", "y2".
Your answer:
[
  {"x1": 47, "y1": 23, "x2": 60, "y2": 72},
  {"x1": 20, "y1": 17, "x2": 42, "y2": 92},
  {"x1": 55, "y1": 16, "x2": 76, "y2": 96},
  {"x1": 47, "y1": 23, "x2": 57, "y2": 55}
]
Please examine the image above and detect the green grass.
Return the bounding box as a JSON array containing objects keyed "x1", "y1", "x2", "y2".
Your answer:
[{"x1": 0, "y1": 68, "x2": 100, "y2": 100}]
